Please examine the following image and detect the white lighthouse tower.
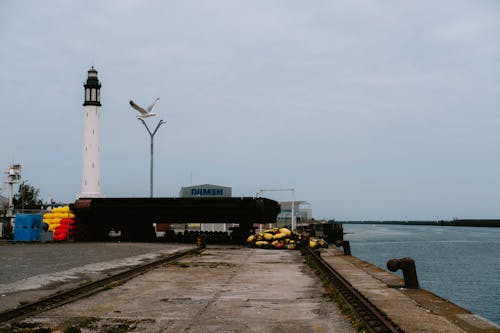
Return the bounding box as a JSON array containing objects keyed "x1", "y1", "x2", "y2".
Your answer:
[{"x1": 79, "y1": 67, "x2": 103, "y2": 198}]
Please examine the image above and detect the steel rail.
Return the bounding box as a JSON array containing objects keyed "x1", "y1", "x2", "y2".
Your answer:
[
  {"x1": 304, "y1": 247, "x2": 403, "y2": 333},
  {"x1": 0, "y1": 247, "x2": 200, "y2": 323}
]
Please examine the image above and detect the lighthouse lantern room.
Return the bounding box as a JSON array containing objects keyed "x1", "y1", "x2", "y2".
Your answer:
[{"x1": 79, "y1": 67, "x2": 103, "y2": 198}]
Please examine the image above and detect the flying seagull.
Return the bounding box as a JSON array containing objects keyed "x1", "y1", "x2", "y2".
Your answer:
[{"x1": 129, "y1": 98, "x2": 159, "y2": 118}]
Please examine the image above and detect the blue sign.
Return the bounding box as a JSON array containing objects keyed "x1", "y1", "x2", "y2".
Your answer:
[{"x1": 191, "y1": 188, "x2": 224, "y2": 196}]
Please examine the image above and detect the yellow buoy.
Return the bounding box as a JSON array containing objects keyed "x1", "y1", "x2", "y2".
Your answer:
[
  {"x1": 279, "y1": 228, "x2": 292, "y2": 237},
  {"x1": 263, "y1": 233, "x2": 274, "y2": 241},
  {"x1": 273, "y1": 232, "x2": 286, "y2": 240}
]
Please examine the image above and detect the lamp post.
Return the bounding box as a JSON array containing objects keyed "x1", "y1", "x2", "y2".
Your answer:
[
  {"x1": 256, "y1": 188, "x2": 295, "y2": 230},
  {"x1": 138, "y1": 119, "x2": 166, "y2": 197}
]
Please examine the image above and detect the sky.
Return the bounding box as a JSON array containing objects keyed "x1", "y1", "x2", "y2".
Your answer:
[{"x1": 1, "y1": 1, "x2": 500, "y2": 220}]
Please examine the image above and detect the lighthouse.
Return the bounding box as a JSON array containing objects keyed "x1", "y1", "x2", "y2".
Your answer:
[{"x1": 79, "y1": 67, "x2": 103, "y2": 198}]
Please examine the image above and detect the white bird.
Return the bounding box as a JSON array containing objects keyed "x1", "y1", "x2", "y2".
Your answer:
[{"x1": 129, "y1": 98, "x2": 159, "y2": 118}]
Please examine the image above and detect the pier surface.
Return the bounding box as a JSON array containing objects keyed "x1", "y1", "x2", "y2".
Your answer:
[
  {"x1": 0, "y1": 244, "x2": 354, "y2": 332},
  {"x1": 1, "y1": 243, "x2": 499, "y2": 332},
  {"x1": 321, "y1": 251, "x2": 500, "y2": 332}
]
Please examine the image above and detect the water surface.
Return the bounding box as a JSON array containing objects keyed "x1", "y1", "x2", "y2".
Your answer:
[{"x1": 344, "y1": 224, "x2": 500, "y2": 325}]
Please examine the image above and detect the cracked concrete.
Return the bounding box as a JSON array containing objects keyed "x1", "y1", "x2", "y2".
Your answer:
[{"x1": 1, "y1": 246, "x2": 356, "y2": 332}]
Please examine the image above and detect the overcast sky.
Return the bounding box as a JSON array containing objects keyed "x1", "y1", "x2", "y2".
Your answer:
[{"x1": 1, "y1": 1, "x2": 500, "y2": 220}]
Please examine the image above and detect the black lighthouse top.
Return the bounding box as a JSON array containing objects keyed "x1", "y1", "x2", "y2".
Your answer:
[{"x1": 83, "y1": 66, "x2": 101, "y2": 106}]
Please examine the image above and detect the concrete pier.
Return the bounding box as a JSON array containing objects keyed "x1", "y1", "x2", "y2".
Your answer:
[
  {"x1": 1, "y1": 243, "x2": 499, "y2": 332},
  {"x1": 0, "y1": 242, "x2": 194, "y2": 313},
  {"x1": 321, "y1": 249, "x2": 500, "y2": 332},
  {"x1": 1, "y1": 245, "x2": 355, "y2": 332}
]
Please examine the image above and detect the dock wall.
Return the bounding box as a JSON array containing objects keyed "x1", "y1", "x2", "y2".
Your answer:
[{"x1": 320, "y1": 248, "x2": 500, "y2": 332}]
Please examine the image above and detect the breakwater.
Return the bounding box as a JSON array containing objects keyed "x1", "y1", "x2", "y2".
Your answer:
[{"x1": 336, "y1": 219, "x2": 500, "y2": 227}]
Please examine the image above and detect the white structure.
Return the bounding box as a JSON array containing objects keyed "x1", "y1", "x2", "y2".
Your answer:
[
  {"x1": 277, "y1": 201, "x2": 312, "y2": 227},
  {"x1": 79, "y1": 67, "x2": 103, "y2": 198},
  {"x1": 1, "y1": 164, "x2": 21, "y2": 225},
  {"x1": 256, "y1": 188, "x2": 296, "y2": 230}
]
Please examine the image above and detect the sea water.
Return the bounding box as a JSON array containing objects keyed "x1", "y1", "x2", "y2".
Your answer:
[{"x1": 343, "y1": 224, "x2": 500, "y2": 325}]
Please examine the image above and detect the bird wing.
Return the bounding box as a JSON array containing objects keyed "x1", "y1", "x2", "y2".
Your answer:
[
  {"x1": 129, "y1": 100, "x2": 148, "y2": 115},
  {"x1": 146, "y1": 98, "x2": 160, "y2": 112}
]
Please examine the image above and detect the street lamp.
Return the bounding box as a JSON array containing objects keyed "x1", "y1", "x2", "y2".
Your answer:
[
  {"x1": 138, "y1": 119, "x2": 166, "y2": 197},
  {"x1": 256, "y1": 188, "x2": 295, "y2": 230}
]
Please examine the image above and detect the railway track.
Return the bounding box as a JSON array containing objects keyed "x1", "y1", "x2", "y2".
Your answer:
[
  {"x1": 303, "y1": 246, "x2": 404, "y2": 333},
  {"x1": 0, "y1": 247, "x2": 200, "y2": 324}
]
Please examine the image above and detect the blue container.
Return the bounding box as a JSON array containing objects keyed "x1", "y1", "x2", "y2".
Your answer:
[
  {"x1": 14, "y1": 214, "x2": 42, "y2": 241},
  {"x1": 30, "y1": 227, "x2": 40, "y2": 241},
  {"x1": 13, "y1": 226, "x2": 29, "y2": 241}
]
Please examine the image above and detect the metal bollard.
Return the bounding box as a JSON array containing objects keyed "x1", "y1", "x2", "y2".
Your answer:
[
  {"x1": 334, "y1": 240, "x2": 352, "y2": 255},
  {"x1": 196, "y1": 234, "x2": 206, "y2": 249},
  {"x1": 299, "y1": 235, "x2": 309, "y2": 255},
  {"x1": 387, "y1": 258, "x2": 419, "y2": 289}
]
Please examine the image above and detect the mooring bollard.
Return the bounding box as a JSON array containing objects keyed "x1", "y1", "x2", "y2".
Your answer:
[
  {"x1": 334, "y1": 240, "x2": 352, "y2": 255},
  {"x1": 299, "y1": 235, "x2": 310, "y2": 255},
  {"x1": 196, "y1": 234, "x2": 206, "y2": 249},
  {"x1": 387, "y1": 258, "x2": 419, "y2": 289}
]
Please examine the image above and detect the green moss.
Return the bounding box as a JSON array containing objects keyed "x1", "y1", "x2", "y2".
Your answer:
[
  {"x1": 172, "y1": 261, "x2": 190, "y2": 268},
  {"x1": 0, "y1": 323, "x2": 52, "y2": 333},
  {"x1": 303, "y1": 252, "x2": 367, "y2": 332},
  {"x1": 12, "y1": 323, "x2": 38, "y2": 329},
  {"x1": 103, "y1": 281, "x2": 124, "y2": 290},
  {"x1": 102, "y1": 324, "x2": 129, "y2": 333},
  {"x1": 76, "y1": 317, "x2": 98, "y2": 328},
  {"x1": 63, "y1": 327, "x2": 80, "y2": 333}
]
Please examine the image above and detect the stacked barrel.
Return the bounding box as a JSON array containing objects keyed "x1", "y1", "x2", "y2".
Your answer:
[{"x1": 42, "y1": 206, "x2": 77, "y2": 241}]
